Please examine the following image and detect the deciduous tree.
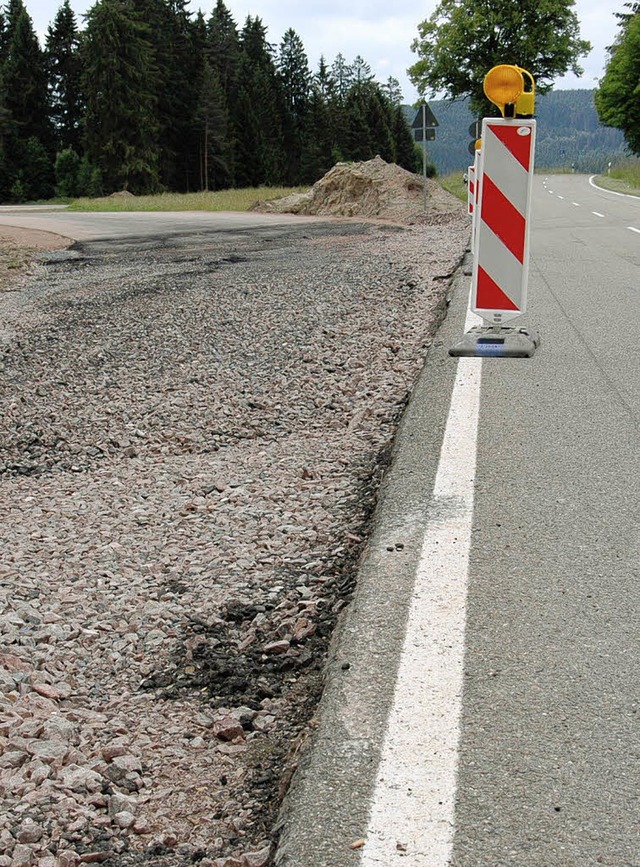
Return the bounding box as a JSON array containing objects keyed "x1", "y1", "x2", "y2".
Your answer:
[
  {"x1": 409, "y1": 0, "x2": 591, "y2": 114},
  {"x1": 595, "y1": 4, "x2": 640, "y2": 155}
]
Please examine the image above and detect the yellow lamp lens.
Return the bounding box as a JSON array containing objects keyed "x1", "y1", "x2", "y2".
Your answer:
[{"x1": 484, "y1": 65, "x2": 524, "y2": 106}]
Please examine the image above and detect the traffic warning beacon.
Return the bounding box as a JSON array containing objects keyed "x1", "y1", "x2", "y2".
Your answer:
[{"x1": 450, "y1": 65, "x2": 540, "y2": 358}]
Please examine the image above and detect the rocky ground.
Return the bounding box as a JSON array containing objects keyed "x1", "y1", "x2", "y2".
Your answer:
[{"x1": 0, "y1": 184, "x2": 469, "y2": 867}]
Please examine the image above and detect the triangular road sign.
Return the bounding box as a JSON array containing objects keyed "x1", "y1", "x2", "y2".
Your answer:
[{"x1": 411, "y1": 103, "x2": 439, "y2": 129}]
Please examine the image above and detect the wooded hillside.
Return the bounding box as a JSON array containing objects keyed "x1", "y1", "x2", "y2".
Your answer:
[{"x1": 416, "y1": 90, "x2": 628, "y2": 175}]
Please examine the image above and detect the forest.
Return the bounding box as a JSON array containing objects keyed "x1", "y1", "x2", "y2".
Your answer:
[
  {"x1": 2, "y1": 0, "x2": 632, "y2": 203},
  {"x1": 0, "y1": 0, "x2": 418, "y2": 202}
]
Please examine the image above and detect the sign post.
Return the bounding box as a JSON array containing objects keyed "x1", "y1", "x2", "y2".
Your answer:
[
  {"x1": 450, "y1": 65, "x2": 540, "y2": 358},
  {"x1": 412, "y1": 103, "x2": 439, "y2": 212}
]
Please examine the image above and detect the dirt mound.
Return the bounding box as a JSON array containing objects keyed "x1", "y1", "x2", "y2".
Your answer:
[
  {"x1": 252, "y1": 155, "x2": 464, "y2": 225},
  {"x1": 108, "y1": 190, "x2": 136, "y2": 198}
]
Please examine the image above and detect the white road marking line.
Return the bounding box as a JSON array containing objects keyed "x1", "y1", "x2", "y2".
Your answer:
[
  {"x1": 592, "y1": 211, "x2": 605, "y2": 217},
  {"x1": 572, "y1": 202, "x2": 581, "y2": 206},
  {"x1": 628, "y1": 227, "x2": 640, "y2": 235},
  {"x1": 589, "y1": 175, "x2": 640, "y2": 199},
  {"x1": 362, "y1": 317, "x2": 481, "y2": 867},
  {"x1": 557, "y1": 195, "x2": 565, "y2": 199}
]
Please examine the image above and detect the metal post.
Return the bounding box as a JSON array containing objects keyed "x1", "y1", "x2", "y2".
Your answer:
[{"x1": 422, "y1": 104, "x2": 427, "y2": 212}]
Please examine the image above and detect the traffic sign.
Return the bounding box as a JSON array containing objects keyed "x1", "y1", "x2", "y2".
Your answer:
[
  {"x1": 471, "y1": 117, "x2": 536, "y2": 325},
  {"x1": 414, "y1": 128, "x2": 436, "y2": 142},
  {"x1": 411, "y1": 103, "x2": 439, "y2": 129}
]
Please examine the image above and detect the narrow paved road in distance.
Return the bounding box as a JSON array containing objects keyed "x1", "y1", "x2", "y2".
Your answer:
[
  {"x1": 276, "y1": 175, "x2": 640, "y2": 867},
  {"x1": 0, "y1": 208, "x2": 329, "y2": 241}
]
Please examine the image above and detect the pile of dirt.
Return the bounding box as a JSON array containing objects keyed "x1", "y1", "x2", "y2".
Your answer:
[{"x1": 251, "y1": 155, "x2": 464, "y2": 225}]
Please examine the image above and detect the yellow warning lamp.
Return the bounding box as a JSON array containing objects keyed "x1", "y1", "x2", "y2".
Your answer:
[
  {"x1": 484, "y1": 64, "x2": 535, "y2": 118},
  {"x1": 515, "y1": 67, "x2": 536, "y2": 117}
]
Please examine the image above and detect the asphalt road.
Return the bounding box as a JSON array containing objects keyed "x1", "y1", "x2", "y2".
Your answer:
[
  {"x1": 0, "y1": 207, "x2": 327, "y2": 241},
  {"x1": 2, "y1": 185, "x2": 637, "y2": 864},
  {"x1": 275, "y1": 176, "x2": 640, "y2": 866}
]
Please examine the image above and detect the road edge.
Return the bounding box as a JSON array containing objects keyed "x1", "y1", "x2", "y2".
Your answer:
[{"x1": 273, "y1": 252, "x2": 473, "y2": 867}]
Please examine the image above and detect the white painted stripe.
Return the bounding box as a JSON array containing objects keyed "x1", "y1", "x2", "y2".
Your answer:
[
  {"x1": 572, "y1": 202, "x2": 581, "y2": 206},
  {"x1": 589, "y1": 175, "x2": 640, "y2": 199},
  {"x1": 361, "y1": 350, "x2": 481, "y2": 867},
  {"x1": 628, "y1": 226, "x2": 640, "y2": 235},
  {"x1": 482, "y1": 127, "x2": 528, "y2": 215},
  {"x1": 592, "y1": 212, "x2": 605, "y2": 218},
  {"x1": 557, "y1": 195, "x2": 565, "y2": 200}
]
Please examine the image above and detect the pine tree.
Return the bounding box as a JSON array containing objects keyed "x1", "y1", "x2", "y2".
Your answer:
[
  {"x1": 300, "y1": 84, "x2": 334, "y2": 182},
  {"x1": 351, "y1": 55, "x2": 374, "y2": 85},
  {"x1": 127, "y1": 0, "x2": 201, "y2": 191},
  {"x1": 196, "y1": 58, "x2": 230, "y2": 190},
  {"x1": 278, "y1": 28, "x2": 311, "y2": 183},
  {"x1": 235, "y1": 17, "x2": 287, "y2": 186},
  {"x1": 208, "y1": 1, "x2": 241, "y2": 185},
  {"x1": 382, "y1": 76, "x2": 404, "y2": 106},
  {"x1": 330, "y1": 53, "x2": 353, "y2": 101},
  {"x1": 3, "y1": 0, "x2": 52, "y2": 149},
  {"x1": 81, "y1": 0, "x2": 160, "y2": 193},
  {"x1": 46, "y1": 0, "x2": 83, "y2": 152},
  {"x1": 315, "y1": 56, "x2": 334, "y2": 101},
  {"x1": 392, "y1": 105, "x2": 419, "y2": 171}
]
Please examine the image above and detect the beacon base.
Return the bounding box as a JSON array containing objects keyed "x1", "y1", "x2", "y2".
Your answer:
[{"x1": 449, "y1": 325, "x2": 540, "y2": 358}]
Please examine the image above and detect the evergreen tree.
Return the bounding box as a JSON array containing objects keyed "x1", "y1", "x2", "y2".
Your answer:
[
  {"x1": 278, "y1": 29, "x2": 311, "y2": 120},
  {"x1": 382, "y1": 76, "x2": 403, "y2": 106},
  {"x1": 128, "y1": 0, "x2": 201, "y2": 191},
  {"x1": 3, "y1": 0, "x2": 52, "y2": 149},
  {"x1": 351, "y1": 55, "x2": 374, "y2": 85},
  {"x1": 196, "y1": 58, "x2": 231, "y2": 189},
  {"x1": 46, "y1": 0, "x2": 83, "y2": 152},
  {"x1": 278, "y1": 28, "x2": 311, "y2": 183},
  {"x1": 13, "y1": 136, "x2": 54, "y2": 200},
  {"x1": 208, "y1": 1, "x2": 241, "y2": 184},
  {"x1": 315, "y1": 55, "x2": 334, "y2": 101},
  {"x1": 81, "y1": 0, "x2": 160, "y2": 193},
  {"x1": 300, "y1": 84, "x2": 334, "y2": 182},
  {"x1": 595, "y1": 6, "x2": 640, "y2": 155},
  {"x1": 235, "y1": 16, "x2": 287, "y2": 186},
  {"x1": 54, "y1": 146, "x2": 80, "y2": 196},
  {"x1": 392, "y1": 105, "x2": 420, "y2": 172},
  {"x1": 330, "y1": 53, "x2": 353, "y2": 101}
]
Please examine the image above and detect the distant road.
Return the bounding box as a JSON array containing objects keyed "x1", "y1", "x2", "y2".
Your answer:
[{"x1": 0, "y1": 208, "x2": 328, "y2": 242}]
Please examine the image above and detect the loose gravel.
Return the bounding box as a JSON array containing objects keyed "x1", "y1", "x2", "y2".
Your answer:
[{"x1": 0, "y1": 211, "x2": 469, "y2": 867}]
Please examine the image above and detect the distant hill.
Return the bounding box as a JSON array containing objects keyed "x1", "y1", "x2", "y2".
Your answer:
[{"x1": 404, "y1": 90, "x2": 629, "y2": 175}]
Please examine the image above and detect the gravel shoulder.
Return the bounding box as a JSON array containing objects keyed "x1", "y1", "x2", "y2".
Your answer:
[{"x1": 0, "y1": 210, "x2": 469, "y2": 867}]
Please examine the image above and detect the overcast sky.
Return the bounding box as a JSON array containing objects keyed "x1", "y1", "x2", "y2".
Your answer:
[{"x1": 31, "y1": 0, "x2": 623, "y2": 104}]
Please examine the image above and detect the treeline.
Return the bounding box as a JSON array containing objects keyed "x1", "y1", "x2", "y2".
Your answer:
[
  {"x1": 420, "y1": 90, "x2": 629, "y2": 175},
  {"x1": 0, "y1": 0, "x2": 419, "y2": 202}
]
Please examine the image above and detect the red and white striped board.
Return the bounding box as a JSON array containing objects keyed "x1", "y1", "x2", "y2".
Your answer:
[
  {"x1": 471, "y1": 118, "x2": 536, "y2": 325},
  {"x1": 467, "y1": 165, "x2": 476, "y2": 217}
]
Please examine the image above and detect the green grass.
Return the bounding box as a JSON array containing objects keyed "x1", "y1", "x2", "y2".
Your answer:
[
  {"x1": 439, "y1": 172, "x2": 468, "y2": 203},
  {"x1": 67, "y1": 186, "x2": 309, "y2": 212},
  {"x1": 591, "y1": 159, "x2": 640, "y2": 197}
]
